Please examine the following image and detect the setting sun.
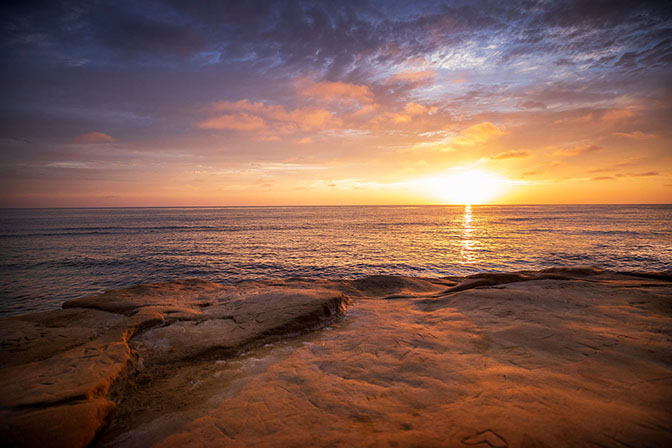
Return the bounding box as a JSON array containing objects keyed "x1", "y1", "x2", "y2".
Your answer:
[{"x1": 422, "y1": 170, "x2": 509, "y2": 204}]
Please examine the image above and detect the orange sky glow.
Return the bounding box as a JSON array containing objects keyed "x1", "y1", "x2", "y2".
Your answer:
[{"x1": 1, "y1": 1, "x2": 671, "y2": 206}]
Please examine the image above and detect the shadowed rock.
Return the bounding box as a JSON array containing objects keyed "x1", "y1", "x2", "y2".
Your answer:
[
  {"x1": 349, "y1": 275, "x2": 444, "y2": 297},
  {"x1": 443, "y1": 266, "x2": 605, "y2": 294}
]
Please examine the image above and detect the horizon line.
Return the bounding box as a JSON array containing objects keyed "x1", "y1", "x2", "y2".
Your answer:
[{"x1": 2, "y1": 203, "x2": 671, "y2": 210}]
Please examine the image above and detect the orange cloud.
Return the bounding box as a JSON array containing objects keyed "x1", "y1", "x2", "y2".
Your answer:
[
  {"x1": 299, "y1": 79, "x2": 373, "y2": 104},
  {"x1": 389, "y1": 69, "x2": 436, "y2": 83},
  {"x1": 389, "y1": 113, "x2": 412, "y2": 124},
  {"x1": 349, "y1": 103, "x2": 380, "y2": 118},
  {"x1": 553, "y1": 144, "x2": 602, "y2": 157},
  {"x1": 602, "y1": 109, "x2": 636, "y2": 121},
  {"x1": 211, "y1": 99, "x2": 265, "y2": 113},
  {"x1": 553, "y1": 114, "x2": 593, "y2": 125},
  {"x1": 256, "y1": 135, "x2": 280, "y2": 142},
  {"x1": 74, "y1": 132, "x2": 114, "y2": 144},
  {"x1": 199, "y1": 113, "x2": 266, "y2": 131},
  {"x1": 613, "y1": 130, "x2": 654, "y2": 139},
  {"x1": 404, "y1": 102, "x2": 435, "y2": 116},
  {"x1": 453, "y1": 122, "x2": 504, "y2": 146},
  {"x1": 491, "y1": 150, "x2": 529, "y2": 160},
  {"x1": 200, "y1": 100, "x2": 341, "y2": 133},
  {"x1": 367, "y1": 102, "x2": 435, "y2": 128}
]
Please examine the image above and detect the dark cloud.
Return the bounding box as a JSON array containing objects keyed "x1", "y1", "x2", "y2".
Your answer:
[
  {"x1": 3, "y1": 0, "x2": 671, "y2": 74},
  {"x1": 95, "y1": 9, "x2": 206, "y2": 57},
  {"x1": 536, "y1": 0, "x2": 671, "y2": 30}
]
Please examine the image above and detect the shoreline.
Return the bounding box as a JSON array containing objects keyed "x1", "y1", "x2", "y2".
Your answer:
[
  {"x1": 1, "y1": 267, "x2": 671, "y2": 447},
  {"x1": 2, "y1": 267, "x2": 671, "y2": 318}
]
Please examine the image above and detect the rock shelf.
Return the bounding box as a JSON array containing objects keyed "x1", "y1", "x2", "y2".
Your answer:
[{"x1": 1, "y1": 268, "x2": 671, "y2": 447}]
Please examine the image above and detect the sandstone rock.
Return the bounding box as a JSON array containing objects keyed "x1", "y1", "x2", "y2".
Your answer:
[
  {"x1": 136, "y1": 289, "x2": 349, "y2": 364},
  {"x1": 97, "y1": 272, "x2": 672, "y2": 448},
  {"x1": 0, "y1": 399, "x2": 115, "y2": 448},
  {"x1": 349, "y1": 275, "x2": 445, "y2": 297},
  {"x1": 0, "y1": 340, "x2": 134, "y2": 409},
  {"x1": 2, "y1": 271, "x2": 671, "y2": 448},
  {"x1": 1, "y1": 278, "x2": 350, "y2": 447},
  {"x1": 62, "y1": 279, "x2": 224, "y2": 315},
  {"x1": 0, "y1": 308, "x2": 124, "y2": 367}
]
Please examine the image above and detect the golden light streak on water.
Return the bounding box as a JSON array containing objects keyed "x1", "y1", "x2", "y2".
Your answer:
[{"x1": 460, "y1": 205, "x2": 475, "y2": 263}]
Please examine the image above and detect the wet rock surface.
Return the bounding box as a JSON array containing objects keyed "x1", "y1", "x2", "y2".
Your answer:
[{"x1": 1, "y1": 269, "x2": 671, "y2": 447}]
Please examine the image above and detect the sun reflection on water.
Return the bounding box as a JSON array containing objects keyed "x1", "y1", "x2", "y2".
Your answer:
[{"x1": 460, "y1": 205, "x2": 475, "y2": 262}]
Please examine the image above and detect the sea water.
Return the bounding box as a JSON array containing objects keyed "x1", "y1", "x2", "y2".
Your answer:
[{"x1": 1, "y1": 205, "x2": 670, "y2": 315}]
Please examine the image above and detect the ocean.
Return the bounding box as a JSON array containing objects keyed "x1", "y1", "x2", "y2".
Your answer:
[{"x1": 1, "y1": 205, "x2": 670, "y2": 315}]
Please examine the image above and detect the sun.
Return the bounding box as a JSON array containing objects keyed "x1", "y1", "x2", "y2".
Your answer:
[{"x1": 423, "y1": 169, "x2": 508, "y2": 204}]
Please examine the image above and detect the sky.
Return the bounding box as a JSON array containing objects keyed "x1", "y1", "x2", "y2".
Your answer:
[{"x1": 1, "y1": 0, "x2": 671, "y2": 206}]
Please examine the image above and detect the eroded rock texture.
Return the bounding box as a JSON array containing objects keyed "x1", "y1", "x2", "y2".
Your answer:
[
  {"x1": 0, "y1": 279, "x2": 348, "y2": 447},
  {"x1": 1, "y1": 269, "x2": 671, "y2": 448}
]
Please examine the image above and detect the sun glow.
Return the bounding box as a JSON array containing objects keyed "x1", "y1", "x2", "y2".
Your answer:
[{"x1": 422, "y1": 170, "x2": 508, "y2": 204}]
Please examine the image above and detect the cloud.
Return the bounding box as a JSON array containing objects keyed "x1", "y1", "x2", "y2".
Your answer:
[
  {"x1": 97, "y1": 9, "x2": 206, "y2": 57},
  {"x1": 405, "y1": 138, "x2": 455, "y2": 153},
  {"x1": 613, "y1": 130, "x2": 654, "y2": 139},
  {"x1": 5, "y1": 0, "x2": 669, "y2": 76},
  {"x1": 199, "y1": 113, "x2": 266, "y2": 131},
  {"x1": 602, "y1": 109, "x2": 637, "y2": 121},
  {"x1": 300, "y1": 79, "x2": 373, "y2": 105},
  {"x1": 387, "y1": 69, "x2": 436, "y2": 85},
  {"x1": 553, "y1": 114, "x2": 593, "y2": 125},
  {"x1": 256, "y1": 135, "x2": 280, "y2": 142},
  {"x1": 591, "y1": 176, "x2": 614, "y2": 181},
  {"x1": 367, "y1": 102, "x2": 436, "y2": 128},
  {"x1": 2, "y1": 1, "x2": 672, "y2": 206},
  {"x1": 453, "y1": 122, "x2": 504, "y2": 146},
  {"x1": 491, "y1": 150, "x2": 529, "y2": 160},
  {"x1": 74, "y1": 132, "x2": 114, "y2": 144},
  {"x1": 200, "y1": 100, "x2": 341, "y2": 134},
  {"x1": 553, "y1": 144, "x2": 602, "y2": 157},
  {"x1": 518, "y1": 101, "x2": 546, "y2": 109},
  {"x1": 631, "y1": 171, "x2": 659, "y2": 177},
  {"x1": 404, "y1": 102, "x2": 435, "y2": 116}
]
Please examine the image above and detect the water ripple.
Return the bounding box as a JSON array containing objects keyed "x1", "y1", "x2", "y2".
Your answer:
[{"x1": 1, "y1": 205, "x2": 671, "y2": 315}]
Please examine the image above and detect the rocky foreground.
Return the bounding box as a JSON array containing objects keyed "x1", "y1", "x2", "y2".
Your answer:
[{"x1": 1, "y1": 268, "x2": 671, "y2": 447}]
